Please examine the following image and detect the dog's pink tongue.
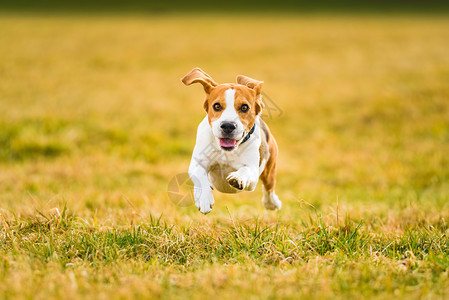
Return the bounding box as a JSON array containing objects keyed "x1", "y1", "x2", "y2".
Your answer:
[{"x1": 219, "y1": 138, "x2": 236, "y2": 147}]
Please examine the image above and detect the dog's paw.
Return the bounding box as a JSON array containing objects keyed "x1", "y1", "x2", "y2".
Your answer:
[
  {"x1": 227, "y1": 177, "x2": 244, "y2": 190},
  {"x1": 227, "y1": 170, "x2": 255, "y2": 191},
  {"x1": 262, "y1": 191, "x2": 282, "y2": 210},
  {"x1": 194, "y1": 188, "x2": 214, "y2": 214}
]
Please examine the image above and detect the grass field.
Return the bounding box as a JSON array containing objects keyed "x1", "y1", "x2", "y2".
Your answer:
[{"x1": 1, "y1": 13, "x2": 449, "y2": 299}]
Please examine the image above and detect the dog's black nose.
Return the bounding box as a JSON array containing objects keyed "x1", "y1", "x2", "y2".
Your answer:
[{"x1": 221, "y1": 122, "x2": 237, "y2": 134}]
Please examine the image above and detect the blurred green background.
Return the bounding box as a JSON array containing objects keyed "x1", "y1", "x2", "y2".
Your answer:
[{"x1": 2, "y1": 0, "x2": 449, "y2": 14}]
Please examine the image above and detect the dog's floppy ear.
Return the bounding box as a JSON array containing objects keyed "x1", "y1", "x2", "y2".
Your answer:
[
  {"x1": 181, "y1": 68, "x2": 218, "y2": 94},
  {"x1": 236, "y1": 75, "x2": 263, "y2": 95},
  {"x1": 237, "y1": 75, "x2": 264, "y2": 115}
]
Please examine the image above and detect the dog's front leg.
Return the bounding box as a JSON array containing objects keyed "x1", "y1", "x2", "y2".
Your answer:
[
  {"x1": 227, "y1": 166, "x2": 259, "y2": 192},
  {"x1": 189, "y1": 160, "x2": 214, "y2": 214}
]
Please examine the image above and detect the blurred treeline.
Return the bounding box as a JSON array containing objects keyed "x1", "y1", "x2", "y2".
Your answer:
[{"x1": 1, "y1": 0, "x2": 449, "y2": 14}]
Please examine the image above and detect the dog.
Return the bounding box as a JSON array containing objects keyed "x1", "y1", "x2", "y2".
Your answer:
[{"x1": 181, "y1": 68, "x2": 281, "y2": 214}]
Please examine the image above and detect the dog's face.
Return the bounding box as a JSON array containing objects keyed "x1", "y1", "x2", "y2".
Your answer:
[
  {"x1": 182, "y1": 68, "x2": 264, "y2": 151},
  {"x1": 206, "y1": 85, "x2": 261, "y2": 151}
]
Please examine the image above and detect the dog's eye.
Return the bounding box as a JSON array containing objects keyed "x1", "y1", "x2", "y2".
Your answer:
[
  {"x1": 213, "y1": 103, "x2": 222, "y2": 111},
  {"x1": 240, "y1": 104, "x2": 249, "y2": 112}
]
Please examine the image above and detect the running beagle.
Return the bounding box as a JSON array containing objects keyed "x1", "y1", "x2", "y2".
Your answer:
[{"x1": 182, "y1": 68, "x2": 281, "y2": 214}]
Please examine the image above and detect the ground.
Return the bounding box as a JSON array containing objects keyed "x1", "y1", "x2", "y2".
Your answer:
[{"x1": 0, "y1": 13, "x2": 449, "y2": 299}]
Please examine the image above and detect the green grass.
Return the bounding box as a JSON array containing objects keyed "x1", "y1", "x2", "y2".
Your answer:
[
  {"x1": 1, "y1": 13, "x2": 449, "y2": 299},
  {"x1": 2, "y1": 209, "x2": 449, "y2": 298}
]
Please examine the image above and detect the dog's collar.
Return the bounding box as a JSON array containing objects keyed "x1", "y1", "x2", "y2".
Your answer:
[{"x1": 240, "y1": 124, "x2": 256, "y2": 145}]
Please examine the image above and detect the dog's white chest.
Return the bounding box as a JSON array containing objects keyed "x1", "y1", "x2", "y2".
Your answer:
[
  {"x1": 204, "y1": 149, "x2": 245, "y2": 193},
  {"x1": 208, "y1": 163, "x2": 239, "y2": 193},
  {"x1": 190, "y1": 118, "x2": 263, "y2": 194}
]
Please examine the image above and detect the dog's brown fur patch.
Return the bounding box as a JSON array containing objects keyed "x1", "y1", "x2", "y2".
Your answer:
[{"x1": 259, "y1": 119, "x2": 278, "y2": 192}]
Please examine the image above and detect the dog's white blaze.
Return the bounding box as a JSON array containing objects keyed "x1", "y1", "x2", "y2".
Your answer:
[
  {"x1": 219, "y1": 88, "x2": 242, "y2": 132},
  {"x1": 221, "y1": 88, "x2": 237, "y2": 121},
  {"x1": 211, "y1": 88, "x2": 244, "y2": 139}
]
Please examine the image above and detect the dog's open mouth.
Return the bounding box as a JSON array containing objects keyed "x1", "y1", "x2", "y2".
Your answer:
[{"x1": 219, "y1": 138, "x2": 238, "y2": 151}]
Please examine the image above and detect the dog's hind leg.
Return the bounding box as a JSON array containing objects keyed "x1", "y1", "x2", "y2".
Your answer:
[{"x1": 259, "y1": 139, "x2": 281, "y2": 210}]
